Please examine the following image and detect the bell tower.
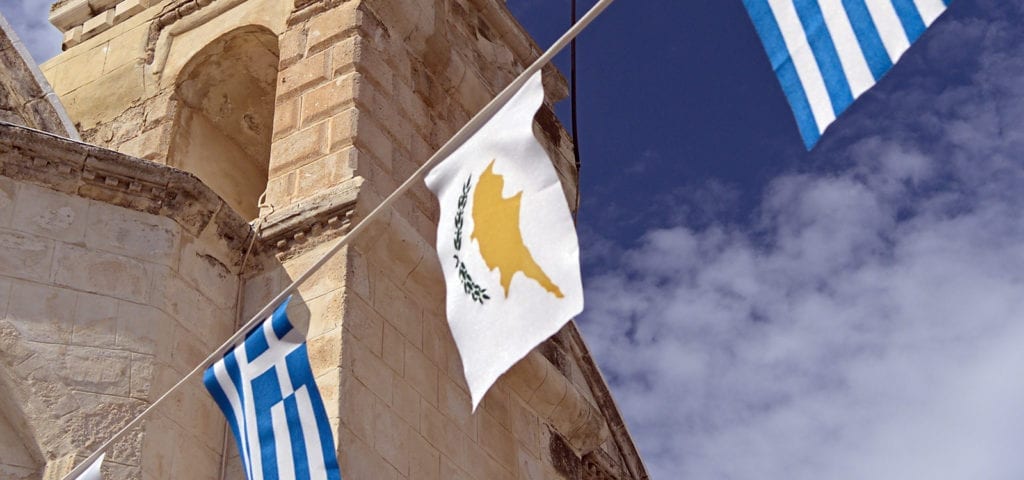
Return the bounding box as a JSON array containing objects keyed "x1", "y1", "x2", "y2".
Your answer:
[{"x1": 34, "y1": 1, "x2": 648, "y2": 478}]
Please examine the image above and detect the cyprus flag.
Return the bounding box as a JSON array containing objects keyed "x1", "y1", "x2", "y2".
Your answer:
[{"x1": 425, "y1": 71, "x2": 584, "y2": 409}]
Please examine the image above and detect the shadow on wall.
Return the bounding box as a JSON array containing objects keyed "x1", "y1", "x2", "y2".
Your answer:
[
  {"x1": 0, "y1": 364, "x2": 44, "y2": 479},
  {"x1": 168, "y1": 25, "x2": 279, "y2": 221}
]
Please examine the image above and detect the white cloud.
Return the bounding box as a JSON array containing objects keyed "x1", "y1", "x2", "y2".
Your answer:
[
  {"x1": 580, "y1": 3, "x2": 1024, "y2": 479},
  {"x1": 1, "y1": 0, "x2": 62, "y2": 63}
]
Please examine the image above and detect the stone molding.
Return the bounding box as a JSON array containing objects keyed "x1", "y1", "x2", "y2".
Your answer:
[
  {"x1": 505, "y1": 349, "x2": 611, "y2": 454},
  {"x1": 0, "y1": 13, "x2": 80, "y2": 140},
  {"x1": 258, "y1": 178, "x2": 362, "y2": 257},
  {"x1": 50, "y1": 0, "x2": 155, "y2": 48},
  {"x1": 583, "y1": 449, "x2": 627, "y2": 480},
  {"x1": 146, "y1": 0, "x2": 247, "y2": 68},
  {"x1": 564, "y1": 324, "x2": 651, "y2": 479},
  {"x1": 0, "y1": 121, "x2": 252, "y2": 262}
]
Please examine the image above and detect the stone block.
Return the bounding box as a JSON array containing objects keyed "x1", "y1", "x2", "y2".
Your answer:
[
  {"x1": 147, "y1": 266, "x2": 195, "y2": 323},
  {"x1": 372, "y1": 278, "x2": 421, "y2": 347},
  {"x1": 440, "y1": 456, "x2": 472, "y2": 480},
  {"x1": 71, "y1": 292, "x2": 119, "y2": 348},
  {"x1": 340, "y1": 374, "x2": 378, "y2": 446},
  {"x1": 278, "y1": 27, "x2": 307, "y2": 70},
  {"x1": 143, "y1": 93, "x2": 176, "y2": 130},
  {"x1": 479, "y1": 410, "x2": 516, "y2": 472},
  {"x1": 480, "y1": 385, "x2": 511, "y2": 430},
  {"x1": 45, "y1": 42, "x2": 105, "y2": 95},
  {"x1": 329, "y1": 34, "x2": 361, "y2": 78},
  {"x1": 295, "y1": 153, "x2": 344, "y2": 201},
  {"x1": 83, "y1": 10, "x2": 116, "y2": 38},
  {"x1": 350, "y1": 336, "x2": 393, "y2": 404},
  {"x1": 391, "y1": 375, "x2": 419, "y2": 428},
  {"x1": 0, "y1": 229, "x2": 54, "y2": 283},
  {"x1": 408, "y1": 432, "x2": 440, "y2": 480},
  {"x1": 85, "y1": 201, "x2": 180, "y2": 267},
  {"x1": 53, "y1": 243, "x2": 149, "y2": 303},
  {"x1": 63, "y1": 25, "x2": 84, "y2": 49},
  {"x1": 329, "y1": 108, "x2": 357, "y2": 151},
  {"x1": 12, "y1": 182, "x2": 90, "y2": 243},
  {"x1": 381, "y1": 322, "x2": 404, "y2": 374},
  {"x1": 129, "y1": 353, "x2": 154, "y2": 399},
  {"x1": 421, "y1": 313, "x2": 447, "y2": 367},
  {"x1": 63, "y1": 345, "x2": 132, "y2": 396},
  {"x1": 61, "y1": 61, "x2": 146, "y2": 131},
  {"x1": 373, "y1": 397, "x2": 411, "y2": 474},
  {"x1": 102, "y1": 22, "x2": 147, "y2": 73},
  {"x1": 0, "y1": 176, "x2": 17, "y2": 229},
  {"x1": 301, "y1": 74, "x2": 357, "y2": 128},
  {"x1": 139, "y1": 414, "x2": 177, "y2": 478},
  {"x1": 269, "y1": 121, "x2": 330, "y2": 177},
  {"x1": 439, "y1": 372, "x2": 475, "y2": 438},
  {"x1": 420, "y1": 400, "x2": 466, "y2": 467},
  {"x1": 5, "y1": 280, "x2": 75, "y2": 344},
  {"x1": 178, "y1": 237, "x2": 237, "y2": 309},
  {"x1": 170, "y1": 323, "x2": 207, "y2": 373},
  {"x1": 50, "y1": 0, "x2": 92, "y2": 31},
  {"x1": 277, "y1": 50, "x2": 330, "y2": 100},
  {"x1": 509, "y1": 397, "x2": 541, "y2": 456},
  {"x1": 404, "y1": 344, "x2": 437, "y2": 406},
  {"x1": 463, "y1": 440, "x2": 513, "y2": 480},
  {"x1": 354, "y1": 43, "x2": 393, "y2": 96},
  {"x1": 283, "y1": 242, "x2": 346, "y2": 302},
  {"x1": 117, "y1": 300, "x2": 173, "y2": 356},
  {"x1": 516, "y1": 448, "x2": 543, "y2": 480},
  {"x1": 306, "y1": 3, "x2": 360, "y2": 55},
  {"x1": 337, "y1": 426, "x2": 400, "y2": 480},
  {"x1": 169, "y1": 423, "x2": 221, "y2": 479},
  {"x1": 0, "y1": 277, "x2": 10, "y2": 321},
  {"x1": 353, "y1": 113, "x2": 393, "y2": 173},
  {"x1": 114, "y1": 0, "x2": 149, "y2": 23},
  {"x1": 117, "y1": 124, "x2": 169, "y2": 161},
  {"x1": 264, "y1": 171, "x2": 296, "y2": 208},
  {"x1": 273, "y1": 96, "x2": 300, "y2": 141},
  {"x1": 343, "y1": 294, "x2": 383, "y2": 356}
]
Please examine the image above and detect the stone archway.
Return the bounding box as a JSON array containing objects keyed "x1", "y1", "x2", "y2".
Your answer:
[
  {"x1": 168, "y1": 26, "x2": 280, "y2": 220},
  {"x1": 0, "y1": 367, "x2": 44, "y2": 479}
]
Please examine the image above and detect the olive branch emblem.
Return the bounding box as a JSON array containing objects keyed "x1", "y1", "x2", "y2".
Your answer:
[{"x1": 453, "y1": 175, "x2": 490, "y2": 304}]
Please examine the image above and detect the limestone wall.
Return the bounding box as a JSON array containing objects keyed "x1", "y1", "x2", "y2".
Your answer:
[
  {"x1": 250, "y1": 1, "x2": 645, "y2": 479},
  {"x1": 0, "y1": 123, "x2": 247, "y2": 479},
  {"x1": 0, "y1": 14, "x2": 78, "y2": 139},
  {"x1": 29, "y1": 1, "x2": 648, "y2": 479}
]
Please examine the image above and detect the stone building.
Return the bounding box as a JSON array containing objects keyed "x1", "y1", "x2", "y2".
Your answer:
[{"x1": 0, "y1": 1, "x2": 648, "y2": 479}]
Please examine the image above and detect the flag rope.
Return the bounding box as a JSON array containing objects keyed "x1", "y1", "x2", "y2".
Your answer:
[{"x1": 60, "y1": 1, "x2": 616, "y2": 478}]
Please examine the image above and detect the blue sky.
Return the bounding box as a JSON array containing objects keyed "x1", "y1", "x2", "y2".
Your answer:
[{"x1": 6, "y1": 1, "x2": 1024, "y2": 478}]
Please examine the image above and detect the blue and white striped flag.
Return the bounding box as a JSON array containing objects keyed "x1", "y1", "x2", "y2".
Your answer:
[
  {"x1": 743, "y1": 0, "x2": 951, "y2": 148},
  {"x1": 204, "y1": 298, "x2": 341, "y2": 480}
]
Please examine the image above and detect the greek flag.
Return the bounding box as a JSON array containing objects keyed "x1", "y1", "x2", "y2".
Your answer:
[
  {"x1": 204, "y1": 298, "x2": 341, "y2": 480},
  {"x1": 743, "y1": 0, "x2": 951, "y2": 148}
]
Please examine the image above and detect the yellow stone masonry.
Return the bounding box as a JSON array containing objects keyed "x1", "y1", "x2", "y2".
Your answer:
[{"x1": 0, "y1": 1, "x2": 648, "y2": 479}]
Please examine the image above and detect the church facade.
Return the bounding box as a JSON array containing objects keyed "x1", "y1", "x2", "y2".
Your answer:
[{"x1": 0, "y1": 1, "x2": 647, "y2": 479}]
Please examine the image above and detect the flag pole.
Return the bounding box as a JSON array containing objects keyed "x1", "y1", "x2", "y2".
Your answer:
[{"x1": 60, "y1": 1, "x2": 616, "y2": 477}]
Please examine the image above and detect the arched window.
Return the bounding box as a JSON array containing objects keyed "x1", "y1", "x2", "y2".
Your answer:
[{"x1": 168, "y1": 26, "x2": 279, "y2": 220}]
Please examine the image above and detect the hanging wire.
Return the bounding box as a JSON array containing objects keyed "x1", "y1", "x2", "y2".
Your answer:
[{"x1": 571, "y1": 0, "x2": 583, "y2": 223}]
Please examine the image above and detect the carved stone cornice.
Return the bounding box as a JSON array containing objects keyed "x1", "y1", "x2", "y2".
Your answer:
[
  {"x1": 257, "y1": 178, "x2": 362, "y2": 258},
  {"x1": 146, "y1": 0, "x2": 230, "y2": 63},
  {"x1": 0, "y1": 121, "x2": 253, "y2": 259},
  {"x1": 583, "y1": 450, "x2": 626, "y2": 480}
]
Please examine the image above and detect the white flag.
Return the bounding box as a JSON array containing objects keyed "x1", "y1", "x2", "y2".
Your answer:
[
  {"x1": 75, "y1": 453, "x2": 104, "y2": 480},
  {"x1": 425, "y1": 71, "x2": 584, "y2": 409}
]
